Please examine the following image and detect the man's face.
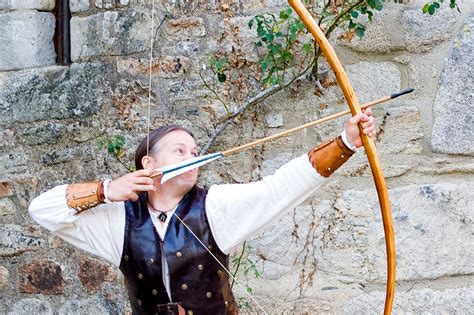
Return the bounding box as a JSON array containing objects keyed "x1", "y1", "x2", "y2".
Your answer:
[{"x1": 148, "y1": 130, "x2": 199, "y2": 189}]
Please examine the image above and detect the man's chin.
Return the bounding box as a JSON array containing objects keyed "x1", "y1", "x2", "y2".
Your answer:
[{"x1": 168, "y1": 174, "x2": 197, "y2": 189}]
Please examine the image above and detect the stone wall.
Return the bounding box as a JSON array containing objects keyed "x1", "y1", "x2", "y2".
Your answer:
[{"x1": 0, "y1": 0, "x2": 473, "y2": 313}]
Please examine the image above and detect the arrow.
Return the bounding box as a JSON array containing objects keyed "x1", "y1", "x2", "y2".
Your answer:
[{"x1": 151, "y1": 87, "x2": 414, "y2": 183}]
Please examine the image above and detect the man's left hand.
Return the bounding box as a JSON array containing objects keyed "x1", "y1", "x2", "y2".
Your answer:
[{"x1": 345, "y1": 107, "x2": 376, "y2": 148}]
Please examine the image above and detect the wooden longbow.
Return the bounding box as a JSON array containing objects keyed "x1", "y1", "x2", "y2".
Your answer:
[{"x1": 287, "y1": 1, "x2": 396, "y2": 313}]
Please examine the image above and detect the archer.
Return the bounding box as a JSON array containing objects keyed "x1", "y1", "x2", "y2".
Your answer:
[{"x1": 29, "y1": 109, "x2": 375, "y2": 314}]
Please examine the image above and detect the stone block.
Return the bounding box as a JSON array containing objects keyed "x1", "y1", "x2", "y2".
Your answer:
[
  {"x1": 375, "y1": 104, "x2": 423, "y2": 155},
  {"x1": 335, "y1": 182, "x2": 473, "y2": 282},
  {"x1": 40, "y1": 148, "x2": 73, "y2": 165},
  {"x1": 338, "y1": 5, "x2": 455, "y2": 54},
  {"x1": 0, "y1": 63, "x2": 109, "y2": 124},
  {"x1": 402, "y1": 6, "x2": 456, "y2": 53},
  {"x1": 165, "y1": 17, "x2": 206, "y2": 39},
  {"x1": 59, "y1": 298, "x2": 109, "y2": 315},
  {"x1": 168, "y1": 78, "x2": 208, "y2": 101},
  {"x1": 0, "y1": 224, "x2": 42, "y2": 257},
  {"x1": 242, "y1": 0, "x2": 287, "y2": 10},
  {"x1": 260, "y1": 152, "x2": 293, "y2": 177},
  {"x1": 40, "y1": 146, "x2": 95, "y2": 166},
  {"x1": 250, "y1": 182, "x2": 473, "y2": 283},
  {"x1": 19, "y1": 259, "x2": 63, "y2": 294},
  {"x1": 431, "y1": 13, "x2": 474, "y2": 155},
  {"x1": 341, "y1": 157, "x2": 413, "y2": 178},
  {"x1": 0, "y1": 12, "x2": 56, "y2": 71},
  {"x1": 12, "y1": 176, "x2": 40, "y2": 209},
  {"x1": 342, "y1": 285, "x2": 474, "y2": 314},
  {"x1": 0, "y1": 181, "x2": 13, "y2": 197},
  {"x1": 0, "y1": 0, "x2": 54, "y2": 10},
  {"x1": 0, "y1": 198, "x2": 16, "y2": 216},
  {"x1": 78, "y1": 255, "x2": 116, "y2": 294},
  {"x1": 0, "y1": 128, "x2": 15, "y2": 148},
  {"x1": 7, "y1": 298, "x2": 52, "y2": 315},
  {"x1": 417, "y1": 162, "x2": 474, "y2": 175},
  {"x1": 218, "y1": 16, "x2": 259, "y2": 62},
  {"x1": 0, "y1": 265, "x2": 9, "y2": 291},
  {"x1": 95, "y1": 0, "x2": 129, "y2": 9},
  {"x1": 71, "y1": 11, "x2": 149, "y2": 62},
  {"x1": 0, "y1": 152, "x2": 28, "y2": 174},
  {"x1": 22, "y1": 122, "x2": 64, "y2": 145},
  {"x1": 337, "y1": 9, "x2": 404, "y2": 54},
  {"x1": 70, "y1": 0, "x2": 90, "y2": 12},
  {"x1": 345, "y1": 61, "x2": 401, "y2": 104},
  {"x1": 164, "y1": 0, "x2": 236, "y2": 14},
  {"x1": 117, "y1": 56, "x2": 190, "y2": 78},
  {"x1": 265, "y1": 112, "x2": 284, "y2": 128}
]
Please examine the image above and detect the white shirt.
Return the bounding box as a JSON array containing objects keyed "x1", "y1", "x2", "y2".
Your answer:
[{"x1": 28, "y1": 153, "x2": 325, "y2": 297}]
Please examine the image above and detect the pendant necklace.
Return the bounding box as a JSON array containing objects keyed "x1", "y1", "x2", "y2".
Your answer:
[{"x1": 147, "y1": 200, "x2": 175, "y2": 223}]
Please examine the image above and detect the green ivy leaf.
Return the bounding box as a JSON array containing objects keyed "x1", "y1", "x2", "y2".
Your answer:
[
  {"x1": 302, "y1": 42, "x2": 313, "y2": 54},
  {"x1": 217, "y1": 72, "x2": 227, "y2": 83},
  {"x1": 270, "y1": 76, "x2": 281, "y2": 85},
  {"x1": 428, "y1": 4, "x2": 436, "y2": 15},
  {"x1": 351, "y1": 11, "x2": 359, "y2": 18},
  {"x1": 348, "y1": 20, "x2": 356, "y2": 29},
  {"x1": 279, "y1": 10, "x2": 289, "y2": 19},
  {"x1": 281, "y1": 50, "x2": 293, "y2": 61},
  {"x1": 433, "y1": 1, "x2": 440, "y2": 8},
  {"x1": 355, "y1": 26, "x2": 365, "y2": 38},
  {"x1": 269, "y1": 44, "x2": 279, "y2": 52},
  {"x1": 264, "y1": 33, "x2": 274, "y2": 42},
  {"x1": 422, "y1": 3, "x2": 430, "y2": 13},
  {"x1": 248, "y1": 19, "x2": 254, "y2": 29}
]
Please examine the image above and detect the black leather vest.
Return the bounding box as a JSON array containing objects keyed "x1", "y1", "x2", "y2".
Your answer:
[{"x1": 119, "y1": 186, "x2": 237, "y2": 315}]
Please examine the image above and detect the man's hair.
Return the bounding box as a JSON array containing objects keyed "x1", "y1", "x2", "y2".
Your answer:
[{"x1": 134, "y1": 125, "x2": 195, "y2": 170}]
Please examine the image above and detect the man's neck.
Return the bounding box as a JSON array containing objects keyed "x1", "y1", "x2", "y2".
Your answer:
[{"x1": 147, "y1": 188, "x2": 186, "y2": 212}]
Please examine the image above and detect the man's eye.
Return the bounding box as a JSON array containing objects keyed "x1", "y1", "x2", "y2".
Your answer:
[
  {"x1": 176, "y1": 148, "x2": 184, "y2": 155},
  {"x1": 191, "y1": 152, "x2": 198, "y2": 157}
]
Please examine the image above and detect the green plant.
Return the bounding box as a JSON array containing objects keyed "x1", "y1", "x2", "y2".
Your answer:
[
  {"x1": 98, "y1": 134, "x2": 135, "y2": 172},
  {"x1": 199, "y1": 56, "x2": 231, "y2": 115},
  {"x1": 210, "y1": 57, "x2": 229, "y2": 83},
  {"x1": 230, "y1": 243, "x2": 262, "y2": 311},
  {"x1": 423, "y1": 0, "x2": 460, "y2": 15},
  {"x1": 237, "y1": 297, "x2": 253, "y2": 311},
  {"x1": 248, "y1": 8, "x2": 314, "y2": 85}
]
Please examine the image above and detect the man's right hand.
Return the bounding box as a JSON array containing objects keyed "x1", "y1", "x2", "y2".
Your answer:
[{"x1": 107, "y1": 169, "x2": 156, "y2": 202}]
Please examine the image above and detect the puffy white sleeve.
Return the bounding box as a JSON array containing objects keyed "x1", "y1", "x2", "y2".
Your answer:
[
  {"x1": 28, "y1": 184, "x2": 126, "y2": 266},
  {"x1": 205, "y1": 153, "x2": 325, "y2": 254}
]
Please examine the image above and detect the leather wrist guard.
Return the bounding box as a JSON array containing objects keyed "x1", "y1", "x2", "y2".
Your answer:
[
  {"x1": 66, "y1": 181, "x2": 105, "y2": 213},
  {"x1": 308, "y1": 135, "x2": 355, "y2": 177}
]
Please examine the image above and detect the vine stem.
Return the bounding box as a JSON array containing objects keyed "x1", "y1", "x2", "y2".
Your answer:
[
  {"x1": 230, "y1": 241, "x2": 247, "y2": 289},
  {"x1": 313, "y1": 0, "x2": 364, "y2": 77},
  {"x1": 325, "y1": 0, "x2": 365, "y2": 37},
  {"x1": 199, "y1": 70, "x2": 231, "y2": 114},
  {"x1": 200, "y1": 59, "x2": 315, "y2": 155}
]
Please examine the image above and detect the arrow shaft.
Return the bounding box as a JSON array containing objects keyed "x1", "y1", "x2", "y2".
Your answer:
[
  {"x1": 222, "y1": 91, "x2": 403, "y2": 157},
  {"x1": 149, "y1": 88, "x2": 412, "y2": 179}
]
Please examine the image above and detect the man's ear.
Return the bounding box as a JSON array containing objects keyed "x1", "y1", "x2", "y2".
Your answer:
[{"x1": 141, "y1": 155, "x2": 154, "y2": 170}]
